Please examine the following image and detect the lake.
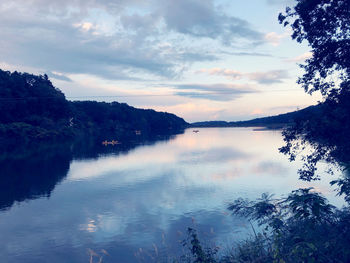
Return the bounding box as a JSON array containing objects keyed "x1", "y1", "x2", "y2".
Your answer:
[{"x1": 0, "y1": 128, "x2": 343, "y2": 262}]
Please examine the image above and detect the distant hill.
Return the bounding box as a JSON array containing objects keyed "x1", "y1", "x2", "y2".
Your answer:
[
  {"x1": 0, "y1": 69, "x2": 188, "y2": 143},
  {"x1": 191, "y1": 104, "x2": 323, "y2": 129}
]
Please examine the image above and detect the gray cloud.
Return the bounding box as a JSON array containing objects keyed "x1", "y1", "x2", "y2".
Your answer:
[
  {"x1": 253, "y1": 161, "x2": 288, "y2": 176},
  {"x1": 157, "y1": 0, "x2": 263, "y2": 44},
  {"x1": 175, "y1": 92, "x2": 239, "y2": 101},
  {"x1": 120, "y1": 13, "x2": 161, "y2": 33},
  {"x1": 266, "y1": 0, "x2": 294, "y2": 6},
  {"x1": 0, "y1": 1, "x2": 218, "y2": 81},
  {"x1": 247, "y1": 70, "x2": 289, "y2": 84},
  {"x1": 48, "y1": 72, "x2": 72, "y2": 82},
  {"x1": 0, "y1": 0, "x2": 266, "y2": 81},
  {"x1": 197, "y1": 68, "x2": 290, "y2": 85},
  {"x1": 220, "y1": 51, "x2": 273, "y2": 57},
  {"x1": 174, "y1": 83, "x2": 256, "y2": 101},
  {"x1": 3, "y1": 0, "x2": 144, "y2": 16}
]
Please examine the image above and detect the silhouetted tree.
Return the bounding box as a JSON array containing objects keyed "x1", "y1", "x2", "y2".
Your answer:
[
  {"x1": 227, "y1": 189, "x2": 350, "y2": 263},
  {"x1": 278, "y1": 0, "x2": 350, "y2": 181},
  {"x1": 279, "y1": 0, "x2": 350, "y2": 98}
]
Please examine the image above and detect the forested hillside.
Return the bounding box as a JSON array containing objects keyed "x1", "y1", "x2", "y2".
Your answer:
[
  {"x1": 191, "y1": 104, "x2": 323, "y2": 129},
  {"x1": 0, "y1": 69, "x2": 188, "y2": 143}
]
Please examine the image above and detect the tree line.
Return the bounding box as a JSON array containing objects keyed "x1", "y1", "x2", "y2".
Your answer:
[{"x1": 0, "y1": 70, "x2": 188, "y2": 143}]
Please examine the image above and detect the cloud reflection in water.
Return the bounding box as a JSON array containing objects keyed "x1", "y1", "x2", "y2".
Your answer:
[{"x1": 0, "y1": 128, "x2": 342, "y2": 263}]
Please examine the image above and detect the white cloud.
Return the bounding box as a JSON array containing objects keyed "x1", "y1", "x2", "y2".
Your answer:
[
  {"x1": 247, "y1": 70, "x2": 289, "y2": 84},
  {"x1": 73, "y1": 22, "x2": 95, "y2": 32}
]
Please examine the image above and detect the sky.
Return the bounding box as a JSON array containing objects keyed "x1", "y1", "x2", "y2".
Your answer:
[{"x1": 0, "y1": 0, "x2": 322, "y2": 122}]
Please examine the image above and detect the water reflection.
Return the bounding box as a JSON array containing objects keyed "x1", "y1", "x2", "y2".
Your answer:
[
  {"x1": 0, "y1": 143, "x2": 71, "y2": 210},
  {"x1": 0, "y1": 128, "x2": 343, "y2": 263},
  {"x1": 0, "y1": 133, "x2": 181, "y2": 211}
]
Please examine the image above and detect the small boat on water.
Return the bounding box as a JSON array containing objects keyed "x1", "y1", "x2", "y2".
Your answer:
[
  {"x1": 102, "y1": 140, "x2": 121, "y2": 146},
  {"x1": 193, "y1": 130, "x2": 199, "y2": 133}
]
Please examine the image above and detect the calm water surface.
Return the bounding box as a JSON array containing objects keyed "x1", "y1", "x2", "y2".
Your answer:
[{"x1": 0, "y1": 128, "x2": 343, "y2": 262}]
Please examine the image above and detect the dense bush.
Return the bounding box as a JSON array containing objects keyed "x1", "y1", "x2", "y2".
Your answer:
[{"x1": 181, "y1": 189, "x2": 350, "y2": 263}]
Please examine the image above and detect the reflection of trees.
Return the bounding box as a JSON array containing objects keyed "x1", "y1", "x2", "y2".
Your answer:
[
  {"x1": 280, "y1": 90, "x2": 350, "y2": 181},
  {"x1": 0, "y1": 143, "x2": 71, "y2": 210},
  {"x1": 0, "y1": 132, "x2": 182, "y2": 211}
]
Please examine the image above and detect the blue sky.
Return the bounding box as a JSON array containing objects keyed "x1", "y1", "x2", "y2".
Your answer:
[{"x1": 0, "y1": 0, "x2": 321, "y2": 122}]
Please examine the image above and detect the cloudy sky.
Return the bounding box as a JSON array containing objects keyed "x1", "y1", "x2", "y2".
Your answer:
[{"x1": 0, "y1": 0, "x2": 321, "y2": 122}]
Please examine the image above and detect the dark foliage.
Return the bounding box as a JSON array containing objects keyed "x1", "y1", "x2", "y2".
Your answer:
[
  {"x1": 181, "y1": 228, "x2": 218, "y2": 263},
  {"x1": 0, "y1": 69, "x2": 188, "y2": 143},
  {"x1": 181, "y1": 189, "x2": 350, "y2": 263},
  {"x1": 279, "y1": 0, "x2": 350, "y2": 97},
  {"x1": 183, "y1": 2, "x2": 350, "y2": 263},
  {"x1": 278, "y1": 0, "x2": 350, "y2": 181},
  {"x1": 279, "y1": 86, "x2": 350, "y2": 181},
  {"x1": 226, "y1": 189, "x2": 350, "y2": 263},
  {"x1": 0, "y1": 142, "x2": 71, "y2": 210},
  {"x1": 215, "y1": 3, "x2": 350, "y2": 262},
  {"x1": 330, "y1": 169, "x2": 350, "y2": 204},
  {"x1": 72, "y1": 100, "x2": 187, "y2": 140},
  {"x1": 0, "y1": 132, "x2": 179, "y2": 211},
  {"x1": 0, "y1": 70, "x2": 70, "y2": 123},
  {"x1": 191, "y1": 104, "x2": 322, "y2": 129}
]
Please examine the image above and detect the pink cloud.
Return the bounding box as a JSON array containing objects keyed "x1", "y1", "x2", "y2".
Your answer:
[
  {"x1": 251, "y1": 108, "x2": 263, "y2": 115},
  {"x1": 197, "y1": 68, "x2": 243, "y2": 80},
  {"x1": 264, "y1": 32, "x2": 287, "y2": 46},
  {"x1": 285, "y1": 52, "x2": 313, "y2": 63}
]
